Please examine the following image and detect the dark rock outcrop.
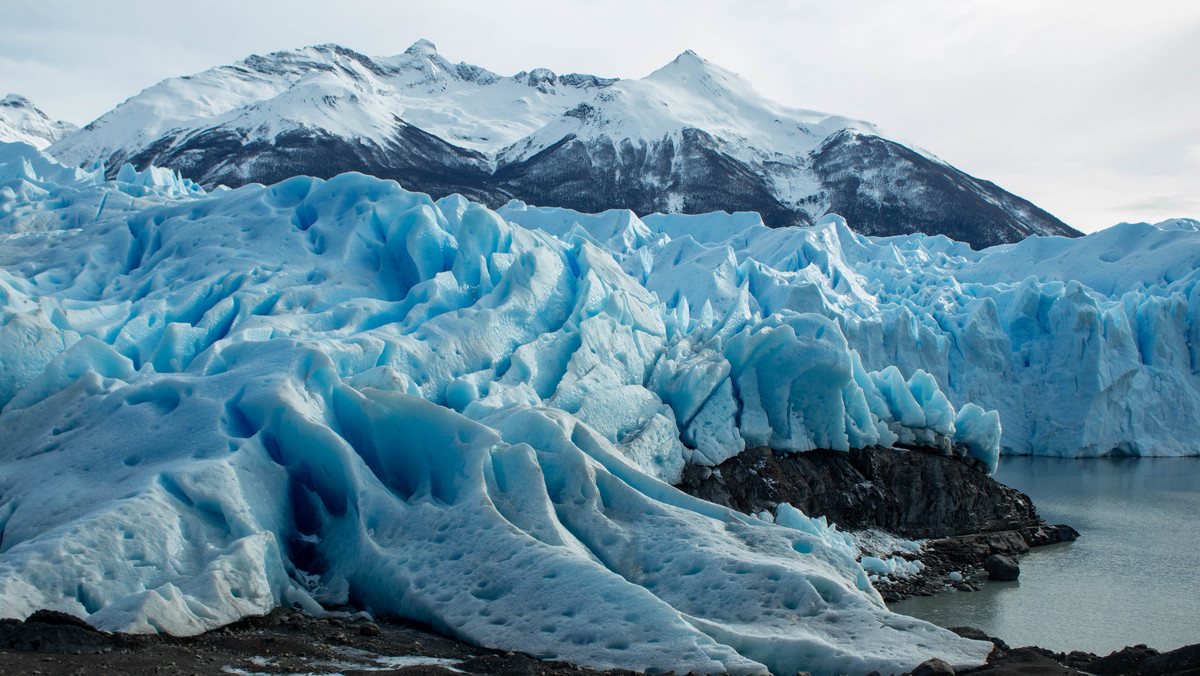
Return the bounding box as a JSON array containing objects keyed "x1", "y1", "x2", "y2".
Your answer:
[
  {"x1": 984, "y1": 554, "x2": 1020, "y2": 581},
  {"x1": 954, "y1": 634, "x2": 1200, "y2": 676},
  {"x1": 911, "y1": 657, "x2": 956, "y2": 676},
  {"x1": 678, "y1": 445, "x2": 1041, "y2": 539},
  {"x1": 1086, "y1": 644, "x2": 1162, "y2": 675},
  {"x1": 102, "y1": 125, "x2": 1078, "y2": 250},
  {"x1": 0, "y1": 610, "x2": 107, "y2": 654},
  {"x1": 811, "y1": 131, "x2": 1078, "y2": 249},
  {"x1": 490, "y1": 131, "x2": 810, "y2": 229},
  {"x1": 1133, "y1": 643, "x2": 1200, "y2": 676},
  {"x1": 875, "y1": 525, "x2": 1077, "y2": 600},
  {"x1": 0, "y1": 608, "x2": 650, "y2": 675},
  {"x1": 677, "y1": 445, "x2": 1081, "y2": 602}
]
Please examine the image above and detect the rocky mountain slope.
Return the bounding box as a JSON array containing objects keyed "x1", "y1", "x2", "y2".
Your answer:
[{"x1": 48, "y1": 41, "x2": 1079, "y2": 249}]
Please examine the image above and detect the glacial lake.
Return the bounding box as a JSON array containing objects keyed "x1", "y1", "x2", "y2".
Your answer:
[{"x1": 889, "y1": 455, "x2": 1200, "y2": 654}]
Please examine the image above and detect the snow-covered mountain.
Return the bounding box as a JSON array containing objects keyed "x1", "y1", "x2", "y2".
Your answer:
[
  {"x1": 49, "y1": 41, "x2": 1078, "y2": 249},
  {"x1": 0, "y1": 94, "x2": 78, "y2": 149}
]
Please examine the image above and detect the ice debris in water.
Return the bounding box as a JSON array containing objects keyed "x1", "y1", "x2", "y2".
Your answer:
[{"x1": 3, "y1": 141, "x2": 1195, "y2": 673}]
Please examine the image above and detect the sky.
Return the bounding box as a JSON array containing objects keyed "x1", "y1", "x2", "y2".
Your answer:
[{"x1": 3, "y1": 0, "x2": 1198, "y2": 233}]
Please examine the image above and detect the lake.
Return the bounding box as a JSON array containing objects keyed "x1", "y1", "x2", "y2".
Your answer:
[{"x1": 888, "y1": 456, "x2": 1200, "y2": 654}]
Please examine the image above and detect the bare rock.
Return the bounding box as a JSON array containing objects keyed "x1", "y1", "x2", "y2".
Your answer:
[
  {"x1": 678, "y1": 445, "x2": 1042, "y2": 539},
  {"x1": 911, "y1": 657, "x2": 956, "y2": 676},
  {"x1": 0, "y1": 609, "x2": 108, "y2": 654},
  {"x1": 984, "y1": 554, "x2": 1020, "y2": 581},
  {"x1": 1136, "y1": 642, "x2": 1200, "y2": 675},
  {"x1": 1087, "y1": 644, "x2": 1159, "y2": 674},
  {"x1": 26, "y1": 610, "x2": 96, "y2": 629}
]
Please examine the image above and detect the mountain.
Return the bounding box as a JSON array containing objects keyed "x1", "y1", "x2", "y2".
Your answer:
[
  {"x1": 48, "y1": 41, "x2": 608, "y2": 206},
  {"x1": 0, "y1": 94, "x2": 78, "y2": 149},
  {"x1": 49, "y1": 41, "x2": 1080, "y2": 248}
]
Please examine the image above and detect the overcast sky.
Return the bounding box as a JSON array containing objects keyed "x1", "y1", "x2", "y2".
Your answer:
[{"x1": 4, "y1": 0, "x2": 1198, "y2": 232}]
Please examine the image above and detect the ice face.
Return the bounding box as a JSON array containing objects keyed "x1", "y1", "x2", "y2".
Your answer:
[
  {"x1": 3, "y1": 142, "x2": 1188, "y2": 672},
  {"x1": 501, "y1": 207, "x2": 1200, "y2": 460}
]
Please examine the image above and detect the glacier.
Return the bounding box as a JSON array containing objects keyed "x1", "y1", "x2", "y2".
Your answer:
[
  {"x1": 499, "y1": 204, "x2": 1200, "y2": 458},
  {"x1": 0, "y1": 141, "x2": 1197, "y2": 674}
]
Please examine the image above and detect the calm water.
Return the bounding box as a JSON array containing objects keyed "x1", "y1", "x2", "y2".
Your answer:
[{"x1": 889, "y1": 456, "x2": 1200, "y2": 654}]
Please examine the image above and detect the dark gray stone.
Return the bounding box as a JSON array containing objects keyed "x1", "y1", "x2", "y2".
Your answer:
[
  {"x1": 984, "y1": 554, "x2": 1020, "y2": 581},
  {"x1": 1136, "y1": 642, "x2": 1200, "y2": 675},
  {"x1": 26, "y1": 609, "x2": 95, "y2": 629},
  {"x1": 1087, "y1": 644, "x2": 1159, "y2": 675},
  {"x1": 359, "y1": 622, "x2": 380, "y2": 637},
  {"x1": 911, "y1": 657, "x2": 955, "y2": 676},
  {"x1": 0, "y1": 610, "x2": 108, "y2": 654},
  {"x1": 678, "y1": 445, "x2": 1043, "y2": 540}
]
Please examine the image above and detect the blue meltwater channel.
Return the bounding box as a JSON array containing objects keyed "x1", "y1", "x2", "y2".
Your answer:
[{"x1": 888, "y1": 456, "x2": 1200, "y2": 654}]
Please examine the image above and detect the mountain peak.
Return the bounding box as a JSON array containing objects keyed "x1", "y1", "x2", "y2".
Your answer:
[
  {"x1": 404, "y1": 39, "x2": 439, "y2": 56},
  {"x1": 1, "y1": 94, "x2": 77, "y2": 149},
  {"x1": 647, "y1": 49, "x2": 738, "y2": 86},
  {"x1": 2, "y1": 93, "x2": 34, "y2": 109},
  {"x1": 640, "y1": 50, "x2": 759, "y2": 105},
  {"x1": 670, "y1": 49, "x2": 716, "y2": 70}
]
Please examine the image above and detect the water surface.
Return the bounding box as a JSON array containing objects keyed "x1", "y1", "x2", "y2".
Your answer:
[{"x1": 889, "y1": 456, "x2": 1200, "y2": 654}]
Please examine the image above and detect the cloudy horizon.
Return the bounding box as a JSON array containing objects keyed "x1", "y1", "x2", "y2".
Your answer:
[{"x1": 4, "y1": 0, "x2": 1198, "y2": 233}]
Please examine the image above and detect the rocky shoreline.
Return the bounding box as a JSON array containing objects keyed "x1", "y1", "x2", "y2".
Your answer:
[
  {"x1": 872, "y1": 523, "x2": 1078, "y2": 601},
  {"x1": 0, "y1": 608, "x2": 645, "y2": 676},
  {"x1": 950, "y1": 626, "x2": 1200, "y2": 676},
  {"x1": 4, "y1": 607, "x2": 1198, "y2": 676},
  {"x1": 677, "y1": 445, "x2": 1079, "y2": 601}
]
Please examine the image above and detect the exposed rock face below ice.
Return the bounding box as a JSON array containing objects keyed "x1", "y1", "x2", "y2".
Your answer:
[{"x1": 679, "y1": 446, "x2": 1040, "y2": 539}]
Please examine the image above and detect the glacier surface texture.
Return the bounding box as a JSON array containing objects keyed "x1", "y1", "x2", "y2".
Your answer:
[{"x1": 2, "y1": 142, "x2": 1197, "y2": 673}]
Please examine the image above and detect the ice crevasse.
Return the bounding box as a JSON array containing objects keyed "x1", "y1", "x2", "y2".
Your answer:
[{"x1": 1, "y1": 140, "x2": 1192, "y2": 673}]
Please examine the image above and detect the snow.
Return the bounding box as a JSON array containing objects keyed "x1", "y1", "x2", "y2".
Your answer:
[
  {"x1": 47, "y1": 41, "x2": 900, "y2": 221},
  {"x1": 224, "y1": 648, "x2": 466, "y2": 676},
  {"x1": 0, "y1": 144, "x2": 1001, "y2": 675},
  {"x1": 499, "y1": 50, "x2": 877, "y2": 171},
  {"x1": 0, "y1": 95, "x2": 78, "y2": 150},
  {"x1": 49, "y1": 42, "x2": 612, "y2": 170}
]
